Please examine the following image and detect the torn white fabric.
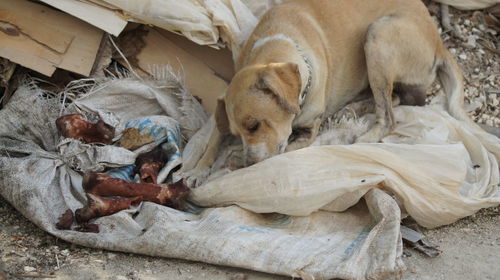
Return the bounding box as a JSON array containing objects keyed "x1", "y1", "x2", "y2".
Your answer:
[
  {"x1": 432, "y1": 0, "x2": 498, "y2": 10},
  {"x1": 100, "y1": 0, "x2": 262, "y2": 51}
]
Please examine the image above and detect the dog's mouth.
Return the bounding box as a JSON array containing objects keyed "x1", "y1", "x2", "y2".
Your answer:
[{"x1": 288, "y1": 128, "x2": 312, "y2": 143}]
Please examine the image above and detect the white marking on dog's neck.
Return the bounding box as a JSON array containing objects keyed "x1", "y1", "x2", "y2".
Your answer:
[
  {"x1": 252, "y1": 34, "x2": 297, "y2": 51},
  {"x1": 251, "y1": 33, "x2": 312, "y2": 107}
]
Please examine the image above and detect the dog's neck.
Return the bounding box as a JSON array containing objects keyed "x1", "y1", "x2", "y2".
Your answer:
[{"x1": 250, "y1": 34, "x2": 312, "y2": 107}]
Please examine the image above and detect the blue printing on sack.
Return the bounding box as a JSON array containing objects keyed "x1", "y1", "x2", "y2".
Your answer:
[
  {"x1": 343, "y1": 226, "x2": 371, "y2": 255},
  {"x1": 238, "y1": 225, "x2": 269, "y2": 234},
  {"x1": 107, "y1": 118, "x2": 182, "y2": 181},
  {"x1": 107, "y1": 165, "x2": 136, "y2": 181}
]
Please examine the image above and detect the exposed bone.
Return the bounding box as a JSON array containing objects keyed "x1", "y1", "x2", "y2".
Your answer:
[
  {"x1": 56, "y1": 114, "x2": 115, "y2": 144},
  {"x1": 134, "y1": 146, "x2": 170, "y2": 184},
  {"x1": 75, "y1": 193, "x2": 142, "y2": 223},
  {"x1": 83, "y1": 172, "x2": 190, "y2": 209},
  {"x1": 55, "y1": 209, "x2": 74, "y2": 230},
  {"x1": 74, "y1": 223, "x2": 100, "y2": 233}
]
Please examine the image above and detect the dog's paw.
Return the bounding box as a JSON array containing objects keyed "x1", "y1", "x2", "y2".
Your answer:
[
  {"x1": 286, "y1": 127, "x2": 316, "y2": 152},
  {"x1": 355, "y1": 127, "x2": 386, "y2": 143},
  {"x1": 287, "y1": 138, "x2": 315, "y2": 152}
]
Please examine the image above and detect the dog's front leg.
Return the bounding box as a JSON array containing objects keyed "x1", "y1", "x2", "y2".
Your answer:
[{"x1": 285, "y1": 118, "x2": 321, "y2": 152}]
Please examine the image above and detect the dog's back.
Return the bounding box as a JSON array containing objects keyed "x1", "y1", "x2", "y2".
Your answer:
[{"x1": 239, "y1": 0, "x2": 443, "y2": 115}]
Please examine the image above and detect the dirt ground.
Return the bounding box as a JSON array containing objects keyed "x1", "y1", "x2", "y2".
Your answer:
[{"x1": 0, "y1": 2, "x2": 499, "y2": 280}]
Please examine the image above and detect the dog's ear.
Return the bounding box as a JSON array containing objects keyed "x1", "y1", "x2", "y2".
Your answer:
[
  {"x1": 215, "y1": 97, "x2": 230, "y2": 135},
  {"x1": 255, "y1": 62, "x2": 301, "y2": 114}
]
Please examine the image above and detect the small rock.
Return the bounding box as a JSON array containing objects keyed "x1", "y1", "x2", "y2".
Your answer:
[
  {"x1": 232, "y1": 273, "x2": 248, "y2": 280},
  {"x1": 490, "y1": 95, "x2": 499, "y2": 106},
  {"x1": 464, "y1": 35, "x2": 477, "y2": 48},
  {"x1": 459, "y1": 53, "x2": 467, "y2": 60},
  {"x1": 23, "y1": 266, "x2": 36, "y2": 272},
  {"x1": 472, "y1": 27, "x2": 481, "y2": 35},
  {"x1": 127, "y1": 271, "x2": 140, "y2": 280}
]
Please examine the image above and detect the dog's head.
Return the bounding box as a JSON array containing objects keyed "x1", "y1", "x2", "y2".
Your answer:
[{"x1": 217, "y1": 62, "x2": 302, "y2": 165}]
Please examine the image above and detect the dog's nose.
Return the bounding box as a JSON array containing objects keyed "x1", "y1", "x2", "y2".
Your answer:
[
  {"x1": 244, "y1": 144, "x2": 270, "y2": 166},
  {"x1": 245, "y1": 157, "x2": 258, "y2": 166}
]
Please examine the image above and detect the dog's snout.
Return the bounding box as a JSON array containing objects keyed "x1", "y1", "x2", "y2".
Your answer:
[
  {"x1": 244, "y1": 143, "x2": 270, "y2": 166},
  {"x1": 245, "y1": 152, "x2": 267, "y2": 166},
  {"x1": 244, "y1": 142, "x2": 288, "y2": 166},
  {"x1": 245, "y1": 156, "x2": 259, "y2": 166}
]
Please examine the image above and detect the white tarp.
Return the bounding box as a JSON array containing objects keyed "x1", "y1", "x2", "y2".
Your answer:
[{"x1": 433, "y1": 0, "x2": 499, "y2": 10}]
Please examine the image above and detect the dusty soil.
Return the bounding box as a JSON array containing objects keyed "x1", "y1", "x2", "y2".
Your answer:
[{"x1": 0, "y1": 2, "x2": 499, "y2": 280}]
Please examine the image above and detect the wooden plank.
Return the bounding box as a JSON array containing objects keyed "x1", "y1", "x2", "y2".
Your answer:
[
  {"x1": 82, "y1": 0, "x2": 121, "y2": 11},
  {"x1": 55, "y1": 17, "x2": 103, "y2": 77},
  {"x1": 158, "y1": 29, "x2": 235, "y2": 82},
  {"x1": 40, "y1": 0, "x2": 127, "y2": 37},
  {"x1": 0, "y1": 0, "x2": 75, "y2": 53},
  {"x1": 0, "y1": 29, "x2": 59, "y2": 76},
  {"x1": 0, "y1": 0, "x2": 103, "y2": 77},
  {"x1": 136, "y1": 28, "x2": 229, "y2": 114}
]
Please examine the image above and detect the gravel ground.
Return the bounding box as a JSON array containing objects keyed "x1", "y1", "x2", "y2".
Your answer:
[{"x1": 0, "y1": 2, "x2": 499, "y2": 280}]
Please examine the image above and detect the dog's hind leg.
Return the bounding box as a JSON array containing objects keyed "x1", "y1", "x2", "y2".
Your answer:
[
  {"x1": 356, "y1": 14, "x2": 438, "y2": 143},
  {"x1": 355, "y1": 16, "x2": 397, "y2": 143}
]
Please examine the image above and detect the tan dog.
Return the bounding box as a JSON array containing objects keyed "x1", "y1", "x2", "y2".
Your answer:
[{"x1": 191, "y1": 0, "x2": 472, "y2": 171}]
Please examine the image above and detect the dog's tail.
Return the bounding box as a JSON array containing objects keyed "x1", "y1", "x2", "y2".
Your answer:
[
  {"x1": 437, "y1": 49, "x2": 500, "y2": 160},
  {"x1": 437, "y1": 50, "x2": 473, "y2": 124}
]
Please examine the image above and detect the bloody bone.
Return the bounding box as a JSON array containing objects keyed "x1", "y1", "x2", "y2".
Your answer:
[
  {"x1": 83, "y1": 172, "x2": 190, "y2": 208},
  {"x1": 75, "y1": 193, "x2": 142, "y2": 223},
  {"x1": 74, "y1": 223, "x2": 100, "y2": 233},
  {"x1": 55, "y1": 209, "x2": 74, "y2": 230},
  {"x1": 134, "y1": 146, "x2": 170, "y2": 184},
  {"x1": 56, "y1": 114, "x2": 115, "y2": 144}
]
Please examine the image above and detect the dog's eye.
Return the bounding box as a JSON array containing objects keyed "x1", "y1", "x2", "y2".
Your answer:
[
  {"x1": 247, "y1": 121, "x2": 260, "y2": 133},
  {"x1": 248, "y1": 122, "x2": 260, "y2": 133}
]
